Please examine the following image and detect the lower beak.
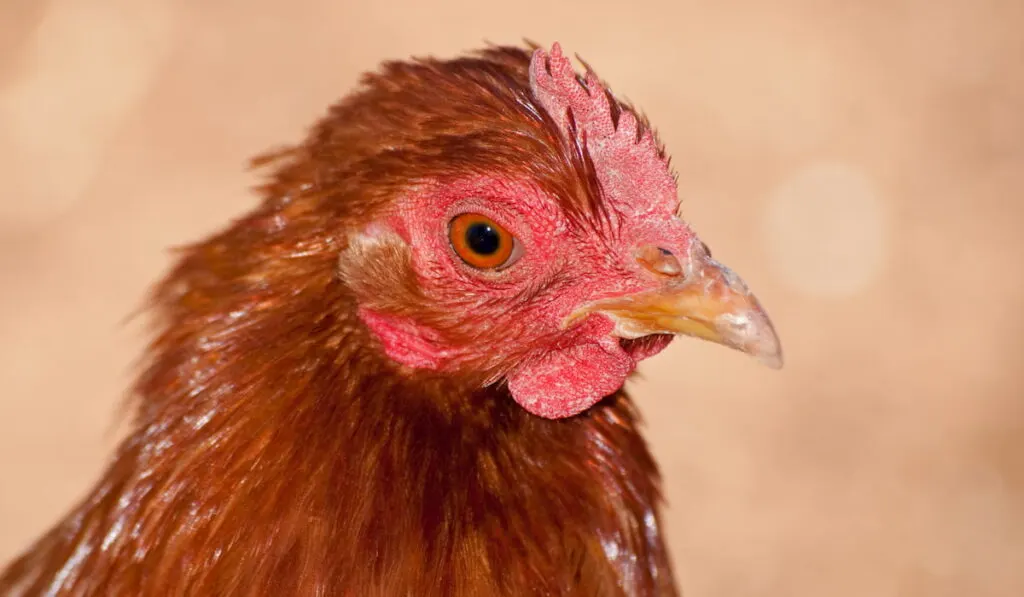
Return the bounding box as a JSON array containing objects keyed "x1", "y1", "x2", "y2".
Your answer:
[{"x1": 566, "y1": 253, "x2": 783, "y2": 369}]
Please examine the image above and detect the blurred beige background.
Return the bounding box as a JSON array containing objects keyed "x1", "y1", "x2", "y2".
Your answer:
[{"x1": 1, "y1": 0, "x2": 1022, "y2": 595}]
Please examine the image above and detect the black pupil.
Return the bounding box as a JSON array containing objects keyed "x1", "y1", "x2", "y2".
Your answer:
[{"x1": 465, "y1": 222, "x2": 501, "y2": 255}]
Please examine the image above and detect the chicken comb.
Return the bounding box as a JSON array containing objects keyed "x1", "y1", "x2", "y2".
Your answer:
[{"x1": 529, "y1": 43, "x2": 678, "y2": 219}]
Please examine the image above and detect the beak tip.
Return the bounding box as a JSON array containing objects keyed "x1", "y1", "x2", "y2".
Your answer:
[
  {"x1": 750, "y1": 322, "x2": 783, "y2": 370},
  {"x1": 758, "y1": 349, "x2": 784, "y2": 370}
]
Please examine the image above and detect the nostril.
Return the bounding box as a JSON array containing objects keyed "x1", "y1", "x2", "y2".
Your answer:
[{"x1": 635, "y1": 244, "x2": 682, "y2": 277}]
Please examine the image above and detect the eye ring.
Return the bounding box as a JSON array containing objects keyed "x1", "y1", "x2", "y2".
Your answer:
[{"x1": 449, "y1": 213, "x2": 521, "y2": 270}]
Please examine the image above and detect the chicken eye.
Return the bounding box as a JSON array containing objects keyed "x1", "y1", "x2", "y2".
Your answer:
[{"x1": 448, "y1": 213, "x2": 519, "y2": 270}]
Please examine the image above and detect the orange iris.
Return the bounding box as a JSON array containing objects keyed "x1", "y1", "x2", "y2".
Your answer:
[{"x1": 448, "y1": 213, "x2": 516, "y2": 269}]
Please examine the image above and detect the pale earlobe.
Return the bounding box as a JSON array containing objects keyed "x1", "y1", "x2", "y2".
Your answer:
[{"x1": 337, "y1": 223, "x2": 413, "y2": 292}]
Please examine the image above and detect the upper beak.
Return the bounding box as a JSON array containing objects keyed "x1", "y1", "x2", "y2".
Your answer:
[{"x1": 565, "y1": 243, "x2": 783, "y2": 369}]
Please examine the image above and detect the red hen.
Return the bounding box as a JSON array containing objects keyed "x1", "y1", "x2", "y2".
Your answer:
[{"x1": 1, "y1": 43, "x2": 781, "y2": 596}]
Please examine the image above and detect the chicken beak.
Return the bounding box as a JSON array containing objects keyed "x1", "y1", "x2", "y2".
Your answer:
[{"x1": 565, "y1": 246, "x2": 784, "y2": 369}]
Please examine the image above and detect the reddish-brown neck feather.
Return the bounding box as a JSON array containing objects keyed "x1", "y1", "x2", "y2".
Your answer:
[
  {"x1": 1, "y1": 278, "x2": 678, "y2": 594},
  {"x1": 1, "y1": 44, "x2": 681, "y2": 596}
]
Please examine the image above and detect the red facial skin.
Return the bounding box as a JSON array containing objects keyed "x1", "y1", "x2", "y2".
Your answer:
[
  {"x1": 358, "y1": 44, "x2": 697, "y2": 419},
  {"x1": 360, "y1": 176, "x2": 695, "y2": 419}
]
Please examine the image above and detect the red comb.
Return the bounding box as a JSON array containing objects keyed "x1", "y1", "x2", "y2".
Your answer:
[{"x1": 529, "y1": 43, "x2": 678, "y2": 218}]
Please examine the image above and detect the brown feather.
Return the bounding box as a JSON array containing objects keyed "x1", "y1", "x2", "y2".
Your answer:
[{"x1": 1, "y1": 44, "x2": 679, "y2": 596}]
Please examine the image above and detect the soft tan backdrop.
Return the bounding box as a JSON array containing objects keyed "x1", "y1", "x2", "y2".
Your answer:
[{"x1": 1, "y1": 0, "x2": 1022, "y2": 595}]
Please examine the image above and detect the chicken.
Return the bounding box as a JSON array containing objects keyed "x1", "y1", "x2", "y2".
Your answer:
[{"x1": 0, "y1": 42, "x2": 781, "y2": 596}]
